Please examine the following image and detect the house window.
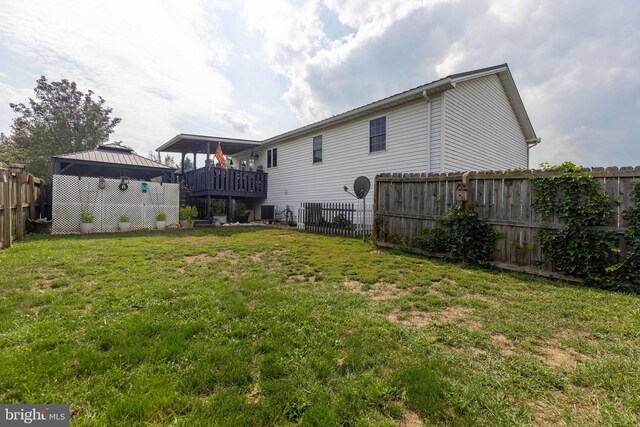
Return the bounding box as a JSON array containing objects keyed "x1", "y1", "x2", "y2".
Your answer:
[
  {"x1": 267, "y1": 148, "x2": 278, "y2": 168},
  {"x1": 313, "y1": 135, "x2": 322, "y2": 163},
  {"x1": 369, "y1": 116, "x2": 386, "y2": 152}
]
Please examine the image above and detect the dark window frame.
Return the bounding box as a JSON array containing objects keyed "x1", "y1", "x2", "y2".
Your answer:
[
  {"x1": 313, "y1": 135, "x2": 322, "y2": 164},
  {"x1": 267, "y1": 148, "x2": 278, "y2": 168},
  {"x1": 369, "y1": 116, "x2": 387, "y2": 153}
]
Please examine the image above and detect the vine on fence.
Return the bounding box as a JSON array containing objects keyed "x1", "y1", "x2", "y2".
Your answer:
[
  {"x1": 531, "y1": 162, "x2": 616, "y2": 285},
  {"x1": 608, "y1": 182, "x2": 640, "y2": 285},
  {"x1": 414, "y1": 205, "x2": 498, "y2": 265}
]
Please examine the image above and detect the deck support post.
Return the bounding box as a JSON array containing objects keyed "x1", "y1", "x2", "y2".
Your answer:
[{"x1": 226, "y1": 196, "x2": 232, "y2": 223}]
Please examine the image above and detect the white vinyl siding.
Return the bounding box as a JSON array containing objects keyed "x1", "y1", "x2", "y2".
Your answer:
[
  {"x1": 236, "y1": 73, "x2": 530, "y2": 219},
  {"x1": 443, "y1": 74, "x2": 527, "y2": 171},
  {"x1": 237, "y1": 99, "x2": 430, "y2": 217},
  {"x1": 429, "y1": 93, "x2": 442, "y2": 171}
]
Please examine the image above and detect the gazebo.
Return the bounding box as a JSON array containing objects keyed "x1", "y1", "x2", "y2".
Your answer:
[{"x1": 53, "y1": 143, "x2": 175, "y2": 182}]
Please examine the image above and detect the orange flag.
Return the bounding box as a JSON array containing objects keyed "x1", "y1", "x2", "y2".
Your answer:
[{"x1": 214, "y1": 142, "x2": 228, "y2": 170}]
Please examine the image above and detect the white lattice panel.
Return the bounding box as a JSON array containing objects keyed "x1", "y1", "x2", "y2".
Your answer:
[{"x1": 52, "y1": 175, "x2": 179, "y2": 234}]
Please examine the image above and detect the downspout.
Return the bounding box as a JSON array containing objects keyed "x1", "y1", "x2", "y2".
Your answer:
[
  {"x1": 422, "y1": 90, "x2": 431, "y2": 173},
  {"x1": 526, "y1": 138, "x2": 541, "y2": 168}
]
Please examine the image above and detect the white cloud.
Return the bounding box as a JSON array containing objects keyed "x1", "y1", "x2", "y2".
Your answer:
[
  {"x1": 1, "y1": 0, "x2": 639, "y2": 169},
  {"x1": 243, "y1": 0, "x2": 457, "y2": 123},
  {"x1": 435, "y1": 43, "x2": 465, "y2": 76},
  {"x1": 0, "y1": 0, "x2": 253, "y2": 153}
]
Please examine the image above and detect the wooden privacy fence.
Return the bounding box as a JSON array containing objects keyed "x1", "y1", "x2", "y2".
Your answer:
[
  {"x1": 0, "y1": 163, "x2": 50, "y2": 249},
  {"x1": 374, "y1": 167, "x2": 640, "y2": 278},
  {"x1": 298, "y1": 202, "x2": 373, "y2": 238}
]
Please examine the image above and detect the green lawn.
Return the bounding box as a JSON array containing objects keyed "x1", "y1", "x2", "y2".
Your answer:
[{"x1": 1, "y1": 228, "x2": 639, "y2": 426}]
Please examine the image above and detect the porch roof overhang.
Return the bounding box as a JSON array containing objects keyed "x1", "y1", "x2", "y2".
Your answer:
[{"x1": 156, "y1": 134, "x2": 262, "y2": 155}]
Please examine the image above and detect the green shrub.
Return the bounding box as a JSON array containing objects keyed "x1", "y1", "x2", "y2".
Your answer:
[
  {"x1": 80, "y1": 210, "x2": 94, "y2": 223},
  {"x1": 156, "y1": 212, "x2": 167, "y2": 221},
  {"x1": 439, "y1": 205, "x2": 499, "y2": 264},
  {"x1": 180, "y1": 206, "x2": 198, "y2": 224},
  {"x1": 119, "y1": 214, "x2": 130, "y2": 222},
  {"x1": 234, "y1": 201, "x2": 247, "y2": 217},
  {"x1": 414, "y1": 228, "x2": 448, "y2": 253}
]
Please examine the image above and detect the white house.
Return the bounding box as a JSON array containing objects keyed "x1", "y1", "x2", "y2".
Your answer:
[{"x1": 157, "y1": 64, "x2": 539, "y2": 221}]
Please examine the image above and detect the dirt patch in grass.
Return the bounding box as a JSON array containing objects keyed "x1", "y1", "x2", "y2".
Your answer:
[
  {"x1": 436, "y1": 306, "x2": 481, "y2": 331},
  {"x1": 438, "y1": 277, "x2": 458, "y2": 286},
  {"x1": 536, "y1": 342, "x2": 592, "y2": 369},
  {"x1": 491, "y1": 334, "x2": 516, "y2": 356},
  {"x1": 184, "y1": 251, "x2": 239, "y2": 265},
  {"x1": 532, "y1": 389, "x2": 599, "y2": 426},
  {"x1": 387, "y1": 306, "x2": 481, "y2": 330},
  {"x1": 287, "y1": 274, "x2": 317, "y2": 282},
  {"x1": 250, "y1": 252, "x2": 265, "y2": 262},
  {"x1": 343, "y1": 280, "x2": 411, "y2": 301},
  {"x1": 387, "y1": 309, "x2": 430, "y2": 327},
  {"x1": 247, "y1": 365, "x2": 261, "y2": 405},
  {"x1": 470, "y1": 294, "x2": 499, "y2": 305},
  {"x1": 397, "y1": 410, "x2": 423, "y2": 427}
]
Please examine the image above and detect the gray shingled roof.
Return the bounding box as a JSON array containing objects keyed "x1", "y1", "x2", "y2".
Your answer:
[{"x1": 54, "y1": 144, "x2": 174, "y2": 170}]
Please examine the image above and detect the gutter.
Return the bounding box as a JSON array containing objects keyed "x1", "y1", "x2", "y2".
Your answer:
[
  {"x1": 260, "y1": 78, "x2": 456, "y2": 147},
  {"x1": 526, "y1": 137, "x2": 541, "y2": 148}
]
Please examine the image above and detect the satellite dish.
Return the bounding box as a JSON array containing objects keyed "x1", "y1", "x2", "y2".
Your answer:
[{"x1": 353, "y1": 176, "x2": 370, "y2": 199}]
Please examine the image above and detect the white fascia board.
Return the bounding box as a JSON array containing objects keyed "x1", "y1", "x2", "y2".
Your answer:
[{"x1": 260, "y1": 80, "x2": 455, "y2": 147}]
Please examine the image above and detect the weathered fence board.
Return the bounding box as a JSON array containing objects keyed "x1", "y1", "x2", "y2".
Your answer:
[
  {"x1": 0, "y1": 163, "x2": 49, "y2": 249},
  {"x1": 375, "y1": 167, "x2": 640, "y2": 279}
]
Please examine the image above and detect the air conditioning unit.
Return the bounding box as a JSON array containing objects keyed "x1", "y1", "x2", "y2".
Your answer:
[{"x1": 261, "y1": 205, "x2": 275, "y2": 223}]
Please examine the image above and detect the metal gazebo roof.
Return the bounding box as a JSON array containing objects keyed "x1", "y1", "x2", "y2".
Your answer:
[{"x1": 53, "y1": 143, "x2": 175, "y2": 182}]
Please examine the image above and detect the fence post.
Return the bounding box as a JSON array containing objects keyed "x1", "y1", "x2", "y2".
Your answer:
[
  {"x1": 15, "y1": 173, "x2": 25, "y2": 239},
  {"x1": 372, "y1": 175, "x2": 379, "y2": 244},
  {"x1": 3, "y1": 171, "x2": 12, "y2": 248},
  {"x1": 28, "y1": 175, "x2": 35, "y2": 220}
]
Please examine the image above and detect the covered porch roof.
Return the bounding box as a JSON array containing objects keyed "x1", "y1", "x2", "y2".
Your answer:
[{"x1": 156, "y1": 134, "x2": 261, "y2": 155}]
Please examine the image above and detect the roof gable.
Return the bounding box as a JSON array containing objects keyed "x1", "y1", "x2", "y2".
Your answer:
[{"x1": 260, "y1": 63, "x2": 538, "y2": 146}]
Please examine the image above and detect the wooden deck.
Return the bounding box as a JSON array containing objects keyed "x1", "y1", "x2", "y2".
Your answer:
[{"x1": 182, "y1": 167, "x2": 267, "y2": 199}]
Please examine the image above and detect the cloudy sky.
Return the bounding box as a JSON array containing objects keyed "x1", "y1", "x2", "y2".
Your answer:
[{"x1": 0, "y1": 0, "x2": 639, "y2": 167}]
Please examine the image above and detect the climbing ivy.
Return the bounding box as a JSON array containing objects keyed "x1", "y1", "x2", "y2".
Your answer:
[
  {"x1": 440, "y1": 205, "x2": 499, "y2": 264},
  {"x1": 531, "y1": 162, "x2": 616, "y2": 285},
  {"x1": 415, "y1": 205, "x2": 498, "y2": 265},
  {"x1": 608, "y1": 182, "x2": 640, "y2": 285}
]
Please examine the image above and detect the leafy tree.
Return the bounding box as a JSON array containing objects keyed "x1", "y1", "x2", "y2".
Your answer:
[
  {"x1": 146, "y1": 151, "x2": 181, "y2": 170},
  {"x1": 0, "y1": 76, "x2": 121, "y2": 181},
  {"x1": 181, "y1": 156, "x2": 194, "y2": 172}
]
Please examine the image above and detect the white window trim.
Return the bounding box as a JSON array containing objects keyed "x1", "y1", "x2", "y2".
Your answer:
[
  {"x1": 266, "y1": 148, "x2": 279, "y2": 169},
  {"x1": 368, "y1": 114, "x2": 388, "y2": 154},
  {"x1": 312, "y1": 134, "x2": 323, "y2": 165}
]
